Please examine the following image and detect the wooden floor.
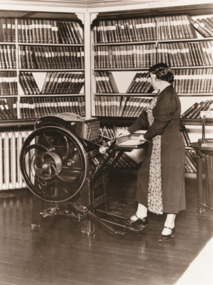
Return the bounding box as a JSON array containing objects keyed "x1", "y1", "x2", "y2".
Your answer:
[{"x1": 0, "y1": 175, "x2": 212, "y2": 285}]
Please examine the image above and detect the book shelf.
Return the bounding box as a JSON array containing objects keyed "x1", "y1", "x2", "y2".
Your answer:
[
  {"x1": 0, "y1": 15, "x2": 85, "y2": 124},
  {"x1": 0, "y1": 10, "x2": 87, "y2": 191},
  {"x1": 90, "y1": 4, "x2": 213, "y2": 174},
  {"x1": 91, "y1": 13, "x2": 213, "y2": 118}
]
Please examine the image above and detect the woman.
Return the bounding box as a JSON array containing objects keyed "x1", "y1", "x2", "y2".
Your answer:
[{"x1": 119, "y1": 63, "x2": 185, "y2": 241}]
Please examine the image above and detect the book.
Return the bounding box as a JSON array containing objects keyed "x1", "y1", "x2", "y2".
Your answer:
[
  {"x1": 189, "y1": 101, "x2": 206, "y2": 119},
  {"x1": 94, "y1": 96, "x2": 100, "y2": 116},
  {"x1": 21, "y1": 72, "x2": 40, "y2": 95},
  {"x1": 185, "y1": 150, "x2": 197, "y2": 173},
  {"x1": 0, "y1": 99, "x2": 13, "y2": 120},
  {"x1": 118, "y1": 96, "x2": 128, "y2": 117},
  {"x1": 95, "y1": 72, "x2": 105, "y2": 93},
  {"x1": 190, "y1": 17, "x2": 213, "y2": 37},
  {"x1": 57, "y1": 21, "x2": 68, "y2": 44},
  {"x1": 107, "y1": 71, "x2": 119, "y2": 93},
  {"x1": 181, "y1": 100, "x2": 213, "y2": 119},
  {"x1": 0, "y1": 71, "x2": 17, "y2": 96},
  {"x1": 181, "y1": 123, "x2": 191, "y2": 146},
  {"x1": 181, "y1": 102, "x2": 199, "y2": 119},
  {"x1": 19, "y1": 72, "x2": 30, "y2": 95},
  {"x1": 126, "y1": 72, "x2": 152, "y2": 93},
  {"x1": 41, "y1": 72, "x2": 57, "y2": 94}
]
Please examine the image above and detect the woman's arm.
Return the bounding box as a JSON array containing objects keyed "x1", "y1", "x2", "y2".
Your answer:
[
  {"x1": 128, "y1": 110, "x2": 149, "y2": 134},
  {"x1": 144, "y1": 90, "x2": 178, "y2": 140}
]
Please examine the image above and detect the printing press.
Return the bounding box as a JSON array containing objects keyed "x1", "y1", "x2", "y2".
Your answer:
[{"x1": 20, "y1": 113, "x2": 147, "y2": 235}]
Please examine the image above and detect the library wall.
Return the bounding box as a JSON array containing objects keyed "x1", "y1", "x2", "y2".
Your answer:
[
  {"x1": 0, "y1": 11, "x2": 87, "y2": 191},
  {"x1": 91, "y1": 7, "x2": 213, "y2": 177},
  {"x1": 0, "y1": 2, "x2": 213, "y2": 190},
  {"x1": 91, "y1": 11, "x2": 213, "y2": 139}
]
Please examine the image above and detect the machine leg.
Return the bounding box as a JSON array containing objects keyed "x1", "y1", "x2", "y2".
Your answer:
[
  {"x1": 78, "y1": 174, "x2": 109, "y2": 235},
  {"x1": 196, "y1": 155, "x2": 213, "y2": 214},
  {"x1": 31, "y1": 195, "x2": 45, "y2": 230},
  {"x1": 81, "y1": 219, "x2": 95, "y2": 236},
  {"x1": 205, "y1": 156, "x2": 213, "y2": 210},
  {"x1": 78, "y1": 178, "x2": 96, "y2": 235}
]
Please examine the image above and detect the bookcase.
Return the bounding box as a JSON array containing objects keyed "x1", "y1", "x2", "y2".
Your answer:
[
  {"x1": 90, "y1": 4, "x2": 213, "y2": 174},
  {"x1": 0, "y1": 15, "x2": 85, "y2": 123},
  {"x1": 0, "y1": 10, "x2": 86, "y2": 190}
]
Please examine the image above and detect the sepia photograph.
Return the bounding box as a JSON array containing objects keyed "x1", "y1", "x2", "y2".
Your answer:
[{"x1": 0, "y1": 0, "x2": 212, "y2": 284}]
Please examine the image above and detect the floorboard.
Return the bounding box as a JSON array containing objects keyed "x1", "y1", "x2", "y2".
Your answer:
[{"x1": 0, "y1": 176, "x2": 212, "y2": 285}]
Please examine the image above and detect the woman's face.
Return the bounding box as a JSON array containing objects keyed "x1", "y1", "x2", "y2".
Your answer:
[{"x1": 147, "y1": 73, "x2": 160, "y2": 90}]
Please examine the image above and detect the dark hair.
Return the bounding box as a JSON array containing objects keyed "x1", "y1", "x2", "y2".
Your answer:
[{"x1": 149, "y1": 63, "x2": 174, "y2": 83}]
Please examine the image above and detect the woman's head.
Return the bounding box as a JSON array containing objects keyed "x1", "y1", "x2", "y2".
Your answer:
[{"x1": 149, "y1": 63, "x2": 174, "y2": 84}]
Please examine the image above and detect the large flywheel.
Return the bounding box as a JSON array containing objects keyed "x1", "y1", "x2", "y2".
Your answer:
[{"x1": 20, "y1": 126, "x2": 88, "y2": 202}]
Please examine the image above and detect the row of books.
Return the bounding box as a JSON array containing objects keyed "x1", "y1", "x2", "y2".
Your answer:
[
  {"x1": 185, "y1": 149, "x2": 197, "y2": 173},
  {"x1": 19, "y1": 72, "x2": 40, "y2": 95},
  {"x1": 94, "y1": 40, "x2": 213, "y2": 69},
  {"x1": 181, "y1": 100, "x2": 213, "y2": 119},
  {"x1": 94, "y1": 96, "x2": 213, "y2": 119},
  {"x1": 0, "y1": 72, "x2": 18, "y2": 96},
  {"x1": 156, "y1": 16, "x2": 196, "y2": 41},
  {"x1": 157, "y1": 41, "x2": 213, "y2": 67},
  {"x1": 0, "y1": 45, "x2": 16, "y2": 69},
  {"x1": 2, "y1": 15, "x2": 212, "y2": 45},
  {"x1": 190, "y1": 15, "x2": 213, "y2": 38},
  {"x1": 0, "y1": 19, "x2": 15, "y2": 42},
  {"x1": 41, "y1": 72, "x2": 84, "y2": 94},
  {"x1": 95, "y1": 71, "x2": 119, "y2": 93},
  {"x1": 93, "y1": 15, "x2": 196, "y2": 43},
  {"x1": 94, "y1": 44, "x2": 156, "y2": 68},
  {"x1": 19, "y1": 96, "x2": 85, "y2": 119},
  {"x1": 173, "y1": 69, "x2": 213, "y2": 93},
  {"x1": 19, "y1": 72, "x2": 84, "y2": 95},
  {"x1": 2, "y1": 42, "x2": 212, "y2": 71},
  {"x1": 95, "y1": 71, "x2": 153, "y2": 94},
  {"x1": 127, "y1": 72, "x2": 153, "y2": 93},
  {"x1": 19, "y1": 45, "x2": 84, "y2": 69},
  {"x1": 95, "y1": 96, "x2": 151, "y2": 117},
  {"x1": 17, "y1": 19, "x2": 83, "y2": 44},
  {"x1": 95, "y1": 69, "x2": 213, "y2": 95},
  {"x1": 0, "y1": 96, "x2": 86, "y2": 120},
  {"x1": 0, "y1": 98, "x2": 17, "y2": 120},
  {"x1": 5, "y1": 69, "x2": 212, "y2": 97}
]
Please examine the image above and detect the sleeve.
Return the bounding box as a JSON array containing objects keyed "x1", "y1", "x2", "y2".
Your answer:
[
  {"x1": 128, "y1": 110, "x2": 149, "y2": 134},
  {"x1": 144, "y1": 91, "x2": 177, "y2": 140}
]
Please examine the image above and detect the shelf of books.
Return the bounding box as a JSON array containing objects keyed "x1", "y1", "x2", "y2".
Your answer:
[
  {"x1": 91, "y1": 13, "x2": 213, "y2": 120},
  {"x1": 91, "y1": 8, "x2": 213, "y2": 174},
  {"x1": 0, "y1": 17, "x2": 85, "y2": 125},
  {"x1": 0, "y1": 14, "x2": 86, "y2": 191}
]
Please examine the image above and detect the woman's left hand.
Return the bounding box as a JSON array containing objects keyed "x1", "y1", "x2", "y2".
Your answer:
[{"x1": 116, "y1": 129, "x2": 130, "y2": 137}]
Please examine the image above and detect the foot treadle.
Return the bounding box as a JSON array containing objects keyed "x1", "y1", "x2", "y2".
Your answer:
[{"x1": 94, "y1": 209, "x2": 146, "y2": 232}]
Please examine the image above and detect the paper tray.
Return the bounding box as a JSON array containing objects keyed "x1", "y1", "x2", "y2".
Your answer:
[{"x1": 116, "y1": 134, "x2": 146, "y2": 149}]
